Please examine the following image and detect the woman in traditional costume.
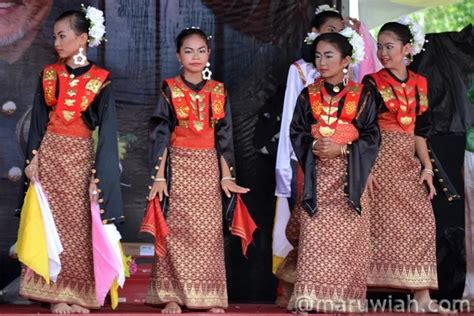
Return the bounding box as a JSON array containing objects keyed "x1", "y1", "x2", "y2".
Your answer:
[
  {"x1": 364, "y1": 18, "x2": 449, "y2": 312},
  {"x1": 273, "y1": 4, "x2": 382, "y2": 306},
  {"x1": 19, "y1": 7, "x2": 122, "y2": 314},
  {"x1": 288, "y1": 31, "x2": 379, "y2": 312},
  {"x1": 146, "y1": 27, "x2": 249, "y2": 314}
]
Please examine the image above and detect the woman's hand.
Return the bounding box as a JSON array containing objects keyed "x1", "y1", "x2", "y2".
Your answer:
[
  {"x1": 420, "y1": 170, "x2": 436, "y2": 200},
  {"x1": 148, "y1": 180, "x2": 169, "y2": 201},
  {"x1": 25, "y1": 164, "x2": 39, "y2": 183},
  {"x1": 344, "y1": 17, "x2": 361, "y2": 33},
  {"x1": 221, "y1": 179, "x2": 250, "y2": 198},
  {"x1": 313, "y1": 138, "x2": 342, "y2": 159},
  {"x1": 25, "y1": 154, "x2": 39, "y2": 183},
  {"x1": 89, "y1": 181, "x2": 99, "y2": 203},
  {"x1": 366, "y1": 173, "x2": 380, "y2": 199}
]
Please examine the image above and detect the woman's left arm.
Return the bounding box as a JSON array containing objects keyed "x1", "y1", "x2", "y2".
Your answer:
[
  {"x1": 415, "y1": 135, "x2": 436, "y2": 199},
  {"x1": 415, "y1": 106, "x2": 436, "y2": 199},
  {"x1": 91, "y1": 82, "x2": 123, "y2": 222},
  {"x1": 415, "y1": 136, "x2": 433, "y2": 170},
  {"x1": 215, "y1": 95, "x2": 249, "y2": 198},
  {"x1": 347, "y1": 87, "x2": 381, "y2": 211}
]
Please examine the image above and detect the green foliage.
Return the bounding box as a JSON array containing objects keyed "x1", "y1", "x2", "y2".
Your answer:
[
  {"x1": 410, "y1": 0, "x2": 473, "y2": 33},
  {"x1": 92, "y1": 129, "x2": 138, "y2": 160},
  {"x1": 371, "y1": 0, "x2": 473, "y2": 35}
]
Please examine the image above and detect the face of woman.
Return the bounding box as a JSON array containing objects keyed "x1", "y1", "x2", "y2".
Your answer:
[
  {"x1": 176, "y1": 34, "x2": 210, "y2": 75},
  {"x1": 313, "y1": 17, "x2": 344, "y2": 34},
  {"x1": 377, "y1": 31, "x2": 411, "y2": 70},
  {"x1": 53, "y1": 18, "x2": 87, "y2": 60},
  {"x1": 315, "y1": 40, "x2": 350, "y2": 81}
]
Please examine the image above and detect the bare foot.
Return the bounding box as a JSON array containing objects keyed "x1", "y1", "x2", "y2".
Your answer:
[
  {"x1": 208, "y1": 307, "x2": 225, "y2": 313},
  {"x1": 411, "y1": 300, "x2": 456, "y2": 313},
  {"x1": 412, "y1": 289, "x2": 456, "y2": 314},
  {"x1": 275, "y1": 295, "x2": 289, "y2": 308},
  {"x1": 70, "y1": 304, "x2": 90, "y2": 314},
  {"x1": 162, "y1": 302, "x2": 182, "y2": 314},
  {"x1": 275, "y1": 280, "x2": 293, "y2": 308},
  {"x1": 51, "y1": 303, "x2": 73, "y2": 314}
]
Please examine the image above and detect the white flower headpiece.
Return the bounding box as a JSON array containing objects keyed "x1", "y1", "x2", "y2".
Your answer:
[
  {"x1": 304, "y1": 31, "x2": 319, "y2": 45},
  {"x1": 81, "y1": 4, "x2": 106, "y2": 48},
  {"x1": 397, "y1": 15, "x2": 426, "y2": 56},
  {"x1": 315, "y1": 4, "x2": 339, "y2": 16},
  {"x1": 339, "y1": 27, "x2": 365, "y2": 66},
  {"x1": 185, "y1": 26, "x2": 213, "y2": 41}
]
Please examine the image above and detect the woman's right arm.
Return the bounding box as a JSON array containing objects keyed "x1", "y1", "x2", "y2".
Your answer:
[
  {"x1": 24, "y1": 73, "x2": 51, "y2": 182},
  {"x1": 289, "y1": 89, "x2": 314, "y2": 171},
  {"x1": 148, "y1": 83, "x2": 176, "y2": 201},
  {"x1": 290, "y1": 89, "x2": 319, "y2": 214}
]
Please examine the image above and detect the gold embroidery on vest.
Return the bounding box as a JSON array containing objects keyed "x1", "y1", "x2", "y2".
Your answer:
[
  {"x1": 45, "y1": 86, "x2": 55, "y2": 104},
  {"x1": 44, "y1": 68, "x2": 56, "y2": 81},
  {"x1": 80, "y1": 96, "x2": 89, "y2": 111},
  {"x1": 85, "y1": 78, "x2": 102, "y2": 94},
  {"x1": 62, "y1": 110, "x2": 76, "y2": 121},
  {"x1": 69, "y1": 79, "x2": 79, "y2": 87},
  {"x1": 380, "y1": 87, "x2": 395, "y2": 102},
  {"x1": 64, "y1": 99, "x2": 76, "y2": 107},
  {"x1": 66, "y1": 89, "x2": 77, "y2": 97},
  {"x1": 345, "y1": 101, "x2": 356, "y2": 115}
]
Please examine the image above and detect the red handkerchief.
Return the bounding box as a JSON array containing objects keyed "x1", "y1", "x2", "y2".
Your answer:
[
  {"x1": 230, "y1": 194, "x2": 257, "y2": 256},
  {"x1": 140, "y1": 198, "x2": 169, "y2": 257}
]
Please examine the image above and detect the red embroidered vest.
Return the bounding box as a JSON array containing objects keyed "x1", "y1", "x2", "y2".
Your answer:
[
  {"x1": 370, "y1": 69, "x2": 428, "y2": 132},
  {"x1": 165, "y1": 76, "x2": 226, "y2": 149},
  {"x1": 308, "y1": 79, "x2": 363, "y2": 144},
  {"x1": 42, "y1": 63, "x2": 109, "y2": 125}
]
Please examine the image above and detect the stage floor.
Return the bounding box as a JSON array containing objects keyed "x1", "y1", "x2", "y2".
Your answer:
[{"x1": 0, "y1": 303, "x2": 471, "y2": 315}]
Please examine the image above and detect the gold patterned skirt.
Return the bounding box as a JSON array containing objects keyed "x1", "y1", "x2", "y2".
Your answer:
[
  {"x1": 146, "y1": 146, "x2": 228, "y2": 309},
  {"x1": 19, "y1": 132, "x2": 99, "y2": 308},
  {"x1": 275, "y1": 165, "x2": 303, "y2": 285},
  {"x1": 288, "y1": 156, "x2": 370, "y2": 313},
  {"x1": 368, "y1": 130, "x2": 437, "y2": 289}
]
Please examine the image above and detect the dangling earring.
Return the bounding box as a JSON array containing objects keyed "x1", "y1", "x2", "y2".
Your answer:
[
  {"x1": 73, "y1": 47, "x2": 87, "y2": 66},
  {"x1": 179, "y1": 63, "x2": 183, "y2": 73},
  {"x1": 342, "y1": 68, "x2": 349, "y2": 86},
  {"x1": 202, "y1": 62, "x2": 212, "y2": 80},
  {"x1": 403, "y1": 55, "x2": 412, "y2": 66}
]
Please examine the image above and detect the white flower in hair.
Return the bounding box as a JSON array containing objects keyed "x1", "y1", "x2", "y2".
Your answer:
[
  {"x1": 85, "y1": 6, "x2": 104, "y2": 24},
  {"x1": 81, "y1": 4, "x2": 106, "y2": 48},
  {"x1": 304, "y1": 32, "x2": 319, "y2": 45},
  {"x1": 397, "y1": 15, "x2": 426, "y2": 56},
  {"x1": 315, "y1": 4, "x2": 339, "y2": 15},
  {"x1": 339, "y1": 27, "x2": 365, "y2": 66}
]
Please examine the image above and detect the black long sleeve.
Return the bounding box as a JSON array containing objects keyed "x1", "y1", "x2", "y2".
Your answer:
[
  {"x1": 16, "y1": 74, "x2": 51, "y2": 213},
  {"x1": 290, "y1": 88, "x2": 317, "y2": 214},
  {"x1": 215, "y1": 95, "x2": 236, "y2": 178},
  {"x1": 346, "y1": 87, "x2": 381, "y2": 213},
  {"x1": 86, "y1": 83, "x2": 124, "y2": 223},
  {"x1": 149, "y1": 82, "x2": 176, "y2": 173}
]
